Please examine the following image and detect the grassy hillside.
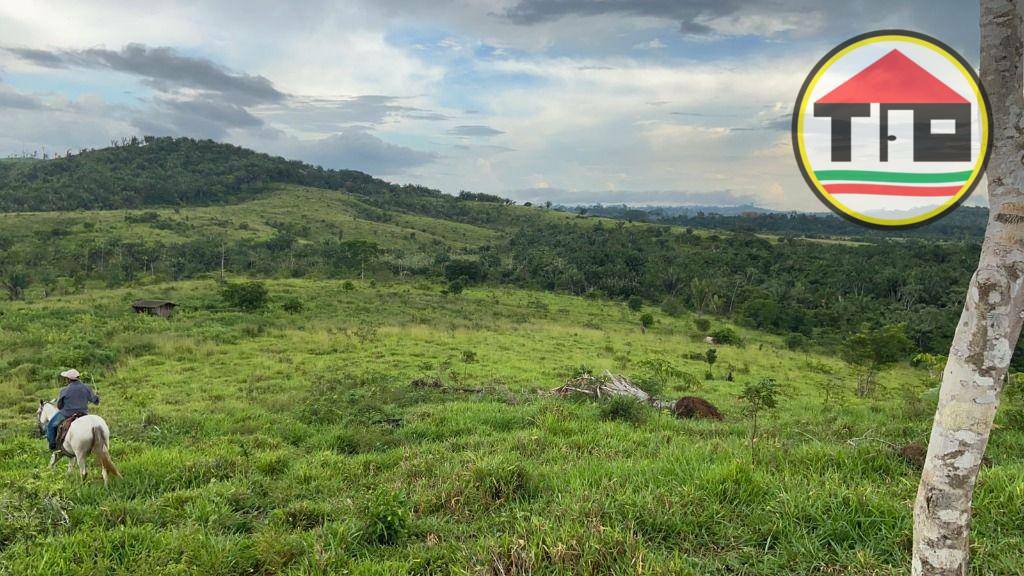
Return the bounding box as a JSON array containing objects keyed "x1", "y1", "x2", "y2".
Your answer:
[
  {"x1": 0, "y1": 185, "x2": 503, "y2": 252},
  {"x1": 2, "y1": 280, "x2": 1023, "y2": 574}
]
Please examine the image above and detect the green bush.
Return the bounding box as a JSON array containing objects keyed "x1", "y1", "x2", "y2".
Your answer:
[
  {"x1": 342, "y1": 281, "x2": 356, "y2": 291},
  {"x1": 280, "y1": 296, "x2": 304, "y2": 314},
  {"x1": 633, "y1": 357, "x2": 682, "y2": 397},
  {"x1": 361, "y1": 489, "x2": 410, "y2": 545},
  {"x1": 221, "y1": 281, "x2": 269, "y2": 311},
  {"x1": 694, "y1": 318, "x2": 711, "y2": 332},
  {"x1": 446, "y1": 279, "x2": 465, "y2": 295},
  {"x1": 710, "y1": 327, "x2": 743, "y2": 346},
  {"x1": 600, "y1": 396, "x2": 647, "y2": 424},
  {"x1": 640, "y1": 313, "x2": 655, "y2": 330},
  {"x1": 443, "y1": 258, "x2": 483, "y2": 284}
]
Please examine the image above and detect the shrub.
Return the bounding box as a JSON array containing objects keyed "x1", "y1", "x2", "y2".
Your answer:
[
  {"x1": 446, "y1": 279, "x2": 465, "y2": 295},
  {"x1": 710, "y1": 327, "x2": 743, "y2": 346},
  {"x1": 600, "y1": 396, "x2": 647, "y2": 424},
  {"x1": 221, "y1": 281, "x2": 269, "y2": 311},
  {"x1": 638, "y1": 311, "x2": 655, "y2": 330},
  {"x1": 443, "y1": 258, "x2": 483, "y2": 284},
  {"x1": 461, "y1": 350, "x2": 477, "y2": 363},
  {"x1": 633, "y1": 358, "x2": 682, "y2": 397},
  {"x1": 342, "y1": 281, "x2": 355, "y2": 291},
  {"x1": 281, "y1": 297, "x2": 304, "y2": 314},
  {"x1": 639, "y1": 313, "x2": 655, "y2": 331},
  {"x1": 694, "y1": 318, "x2": 711, "y2": 332},
  {"x1": 627, "y1": 296, "x2": 643, "y2": 312},
  {"x1": 679, "y1": 372, "x2": 703, "y2": 391},
  {"x1": 563, "y1": 364, "x2": 593, "y2": 379},
  {"x1": 361, "y1": 489, "x2": 410, "y2": 545}
]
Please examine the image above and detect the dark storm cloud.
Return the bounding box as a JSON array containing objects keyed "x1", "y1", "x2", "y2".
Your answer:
[
  {"x1": 448, "y1": 125, "x2": 504, "y2": 136},
  {"x1": 5, "y1": 47, "x2": 66, "y2": 67},
  {"x1": 4, "y1": 44, "x2": 285, "y2": 103}
]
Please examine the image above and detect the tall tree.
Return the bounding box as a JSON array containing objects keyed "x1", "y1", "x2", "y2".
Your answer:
[{"x1": 913, "y1": 2, "x2": 1024, "y2": 574}]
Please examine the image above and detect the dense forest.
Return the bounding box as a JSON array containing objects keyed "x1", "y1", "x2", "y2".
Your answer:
[
  {"x1": 574, "y1": 204, "x2": 989, "y2": 241},
  {"x1": 0, "y1": 137, "x2": 1004, "y2": 365},
  {"x1": 0, "y1": 137, "x2": 440, "y2": 211}
]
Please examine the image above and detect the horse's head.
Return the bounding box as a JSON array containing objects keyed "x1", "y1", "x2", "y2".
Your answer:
[{"x1": 36, "y1": 400, "x2": 55, "y2": 436}]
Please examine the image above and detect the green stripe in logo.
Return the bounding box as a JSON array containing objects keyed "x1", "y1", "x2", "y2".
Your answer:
[{"x1": 815, "y1": 169, "x2": 973, "y2": 184}]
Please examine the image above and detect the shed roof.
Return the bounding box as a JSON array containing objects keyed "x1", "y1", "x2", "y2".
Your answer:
[{"x1": 817, "y1": 49, "x2": 968, "y2": 105}]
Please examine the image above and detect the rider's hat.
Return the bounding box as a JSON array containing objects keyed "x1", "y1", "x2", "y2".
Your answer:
[{"x1": 60, "y1": 369, "x2": 80, "y2": 380}]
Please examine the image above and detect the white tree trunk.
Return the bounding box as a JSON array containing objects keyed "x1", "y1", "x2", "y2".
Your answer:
[{"x1": 912, "y1": 2, "x2": 1024, "y2": 574}]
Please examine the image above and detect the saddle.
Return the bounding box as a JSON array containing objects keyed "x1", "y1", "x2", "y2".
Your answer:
[{"x1": 56, "y1": 413, "x2": 86, "y2": 450}]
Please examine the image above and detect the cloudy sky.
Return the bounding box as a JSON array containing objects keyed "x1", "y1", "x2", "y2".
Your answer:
[{"x1": 0, "y1": 1, "x2": 981, "y2": 210}]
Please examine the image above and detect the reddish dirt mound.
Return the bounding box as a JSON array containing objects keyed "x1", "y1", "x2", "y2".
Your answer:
[
  {"x1": 899, "y1": 442, "x2": 927, "y2": 469},
  {"x1": 672, "y1": 396, "x2": 723, "y2": 421}
]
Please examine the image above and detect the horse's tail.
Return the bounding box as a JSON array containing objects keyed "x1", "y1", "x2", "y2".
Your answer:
[{"x1": 91, "y1": 425, "x2": 121, "y2": 478}]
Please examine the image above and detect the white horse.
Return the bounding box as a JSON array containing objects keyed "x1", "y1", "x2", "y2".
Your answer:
[{"x1": 36, "y1": 400, "x2": 120, "y2": 485}]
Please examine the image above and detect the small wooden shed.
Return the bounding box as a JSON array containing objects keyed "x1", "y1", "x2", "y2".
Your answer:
[{"x1": 132, "y1": 299, "x2": 177, "y2": 318}]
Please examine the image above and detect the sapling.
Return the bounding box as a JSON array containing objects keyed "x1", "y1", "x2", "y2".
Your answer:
[
  {"x1": 704, "y1": 348, "x2": 717, "y2": 379},
  {"x1": 740, "y1": 377, "x2": 780, "y2": 460}
]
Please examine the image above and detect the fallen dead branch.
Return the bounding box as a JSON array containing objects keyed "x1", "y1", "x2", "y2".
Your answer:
[{"x1": 552, "y1": 370, "x2": 650, "y2": 402}]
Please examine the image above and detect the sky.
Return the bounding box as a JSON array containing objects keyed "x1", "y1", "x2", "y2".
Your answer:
[{"x1": 0, "y1": 1, "x2": 982, "y2": 210}]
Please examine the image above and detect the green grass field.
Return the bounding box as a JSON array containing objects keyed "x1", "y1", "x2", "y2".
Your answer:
[
  {"x1": 0, "y1": 186, "x2": 506, "y2": 251},
  {"x1": 2, "y1": 280, "x2": 1023, "y2": 575}
]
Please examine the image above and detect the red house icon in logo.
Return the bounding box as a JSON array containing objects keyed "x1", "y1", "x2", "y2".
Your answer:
[{"x1": 814, "y1": 49, "x2": 971, "y2": 163}]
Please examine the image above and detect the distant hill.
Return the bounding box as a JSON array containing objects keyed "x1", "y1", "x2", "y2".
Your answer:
[
  {"x1": 572, "y1": 202, "x2": 988, "y2": 241},
  {"x1": 567, "y1": 203, "x2": 778, "y2": 219},
  {"x1": 0, "y1": 137, "x2": 404, "y2": 212}
]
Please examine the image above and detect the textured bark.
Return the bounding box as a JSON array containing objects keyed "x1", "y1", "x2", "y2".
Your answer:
[{"x1": 912, "y1": 2, "x2": 1024, "y2": 574}]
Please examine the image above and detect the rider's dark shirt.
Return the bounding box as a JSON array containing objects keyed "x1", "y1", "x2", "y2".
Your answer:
[{"x1": 56, "y1": 380, "x2": 99, "y2": 417}]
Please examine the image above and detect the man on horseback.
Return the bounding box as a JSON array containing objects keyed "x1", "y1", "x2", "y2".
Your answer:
[{"x1": 46, "y1": 369, "x2": 100, "y2": 451}]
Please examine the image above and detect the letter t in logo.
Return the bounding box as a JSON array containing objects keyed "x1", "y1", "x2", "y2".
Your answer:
[{"x1": 813, "y1": 103, "x2": 870, "y2": 162}]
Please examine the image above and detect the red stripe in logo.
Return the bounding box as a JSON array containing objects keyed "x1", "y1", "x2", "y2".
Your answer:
[{"x1": 824, "y1": 183, "x2": 962, "y2": 197}]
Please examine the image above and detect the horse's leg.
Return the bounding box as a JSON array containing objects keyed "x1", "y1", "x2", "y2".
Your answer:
[
  {"x1": 76, "y1": 450, "x2": 87, "y2": 480},
  {"x1": 49, "y1": 451, "x2": 58, "y2": 468},
  {"x1": 99, "y1": 453, "x2": 109, "y2": 486},
  {"x1": 67, "y1": 458, "x2": 74, "y2": 473}
]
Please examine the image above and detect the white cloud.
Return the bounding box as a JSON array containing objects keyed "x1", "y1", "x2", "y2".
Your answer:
[{"x1": 633, "y1": 38, "x2": 667, "y2": 50}]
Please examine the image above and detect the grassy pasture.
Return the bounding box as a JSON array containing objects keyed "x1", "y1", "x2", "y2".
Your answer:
[
  {"x1": 1, "y1": 280, "x2": 1023, "y2": 575},
  {"x1": 0, "y1": 186, "x2": 503, "y2": 251}
]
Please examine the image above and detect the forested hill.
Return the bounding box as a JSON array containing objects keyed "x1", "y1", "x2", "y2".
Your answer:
[
  {"x1": 573, "y1": 204, "x2": 989, "y2": 241},
  {"x1": 0, "y1": 137, "x2": 432, "y2": 212}
]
